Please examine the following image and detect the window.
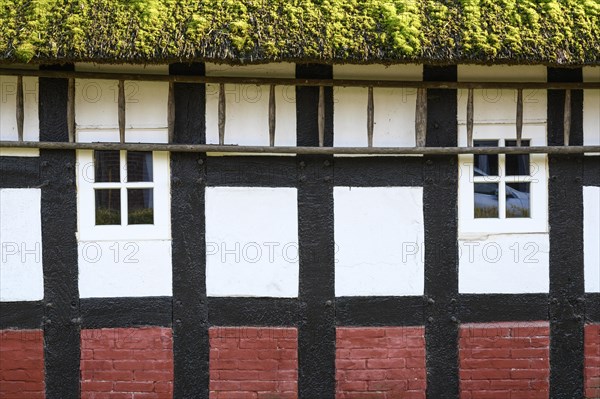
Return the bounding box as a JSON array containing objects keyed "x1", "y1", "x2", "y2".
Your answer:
[
  {"x1": 473, "y1": 140, "x2": 531, "y2": 219},
  {"x1": 458, "y1": 124, "x2": 548, "y2": 235},
  {"x1": 94, "y1": 151, "x2": 154, "y2": 226},
  {"x1": 77, "y1": 150, "x2": 170, "y2": 241}
]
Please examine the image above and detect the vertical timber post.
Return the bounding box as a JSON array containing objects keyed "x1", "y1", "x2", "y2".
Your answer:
[
  {"x1": 423, "y1": 65, "x2": 459, "y2": 399},
  {"x1": 169, "y1": 63, "x2": 209, "y2": 398},
  {"x1": 547, "y1": 67, "x2": 585, "y2": 399},
  {"x1": 39, "y1": 64, "x2": 80, "y2": 399},
  {"x1": 296, "y1": 63, "x2": 336, "y2": 399}
]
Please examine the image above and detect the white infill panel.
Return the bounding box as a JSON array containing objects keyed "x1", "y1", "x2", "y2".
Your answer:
[
  {"x1": 78, "y1": 240, "x2": 172, "y2": 298},
  {"x1": 584, "y1": 186, "x2": 600, "y2": 292},
  {"x1": 0, "y1": 189, "x2": 43, "y2": 301},
  {"x1": 0, "y1": 74, "x2": 39, "y2": 156},
  {"x1": 457, "y1": 65, "x2": 547, "y2": 124},
  {"x1": 583, "y1": 67, "x2": 600, "y2": 147},
  {"x1": 205, "y1": 63, "x2": 296, "y2": 147},
  {"x1": 334, "y1": 186, "x2": 424, "y2": 296},
  {"x1": 333, "y1": 64, "x2": 422, "y2": 148},
  {"x1": 206, "y1": 187, "x2": 299, "y2": 297},
  {"x1": 459, "y1": 234, "x2": 549, "y2": 294},
  {"x1": 75, "y1": 63, "x2": 168, "y2": 142}
]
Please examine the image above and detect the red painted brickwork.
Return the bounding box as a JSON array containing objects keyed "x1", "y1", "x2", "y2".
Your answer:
[
  {"x1": 209, "y1": 327, "x2": 298, "y2": 399},
  {"x1": 0, "y1": 330, "x2": 45, "y2": 399},
  {"x1": 336, "y1": 327, "x2": 426, "y2": 399},
  {"x1": 585, "y1": 324, "x2": 600, "y2": 399},
  {"x1": 80, "y1": 327, "x2": 173, "y2": 399},
  {"x1": 459, "y1": 322, "x2": 550, "y2": 399}
]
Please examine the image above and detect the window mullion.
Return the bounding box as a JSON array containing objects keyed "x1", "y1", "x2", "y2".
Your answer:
[
  {"x1": 499, "y1": 154, "x2": 506, "y2": 219},
  {"x1": 120, "y1": 150, "x2": 128, "y2": 226}
]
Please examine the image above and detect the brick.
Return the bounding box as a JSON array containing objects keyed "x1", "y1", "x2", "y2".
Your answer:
[
  {"x1": 509, "y1": 390, "x2": 548, "y2": 399},
  {"x1": 0, "y1": 330, "x2": 45, "y2": 399},
  {"x1": 460, "y1": 323, "x2": 549, "y2": 399},
  {"x1": 336, "y1": 359, "x2": 366, "y2": 370},
  {"x1": 461, "y1": 379, "x2": 491, "y2": 390},
  {"x1": 367, "y1": 380, "x2": 407, "y2": 391},
  {"x1": 510, "y1": 348, "x2": 549, "y2": 359},
  {"x1": 489, "y1": 379, "x2": 532, "y2": 390},
  {"x1": 337, "y1": 328, "x2": 386, "y2": 339},
  {"x1": 469, "y1": 390, "x2": 511, "y2": 399},
  {"x1": 209, "y1": 327, "x2": 298, "y2": 398},
  {"x1": 337, "y1": 380, "x2": 368, "y2": 391},
  {"x1": 113, "y1": 381, "x2": 155, "y2": 392},
  {"x1": 90, "y1": 370, "x2": 135, "y2": 381},
  {"x1": 81, "y1": 381, "x2": 113, "y2": 392},
  {"x1": 586, "y1": 324, "x2": 600, "y2": 399},
  {"x1": 257, "y1": 392, "x2": 297, "y2": 399},
  {"x1": 366, "y1": 358, "x2": 402, "y2": 369},
  {"x1": 510, "y1": 369, "x2": 548, "y2": 379},
  {"x1": 337, "y1": 392, "x2": 386, "y2": 399},
  {"x1": 335, "y1": 327, "x2": 426, "y2": 398},
  {"x1": 464, "y1": 369, "x2": 512, "y2": 380},
  {"x1": 80, "y1": 328, "x2": 173, "y2": 397}
]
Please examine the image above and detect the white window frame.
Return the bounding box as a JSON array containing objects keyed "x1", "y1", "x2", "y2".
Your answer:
[
  {"x1": 458, "y1": 123, "x2": 548, "y2": 236},
  {"x1": 76, "y1": 131, "x2": 170, "y2": 241}
]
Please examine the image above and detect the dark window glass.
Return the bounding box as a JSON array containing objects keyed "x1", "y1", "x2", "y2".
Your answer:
[
  {"x1": 506, "y1": 183, "x2": 530, "y2": 218},
  {"x1": 505, "y1": 140, "x2": 530, "y2": 176},
  {"x1": 127, "y1": 152, "x2": 153, "y2": 182},
  {"x1": 474, "y1": 140, "x2": 498, "y2": 177},
  {"x1": 474, "y1": 183, "x2": 498, "y2": 218},
  {"x1": 95, "y1": 189, "x2": 121, "y2": 225},
  {"x1": 128, "y1": 189, "x2": 153, "y2": 225},
  {"x1": 94, "y1": 151, "x2": 120, "y2": 182}
]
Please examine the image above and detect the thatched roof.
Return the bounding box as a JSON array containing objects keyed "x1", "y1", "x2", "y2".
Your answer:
[{"x1": 1, "y1": 0, "x2": 598, "y2": 66}]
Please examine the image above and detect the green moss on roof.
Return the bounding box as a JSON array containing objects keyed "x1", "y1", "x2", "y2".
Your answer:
[{"x1": 0, "y1": 0, "x2": 598, "y2": 65}]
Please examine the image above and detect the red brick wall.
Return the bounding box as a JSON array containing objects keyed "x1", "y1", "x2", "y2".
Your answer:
[
  {"x1": 80, "y1": 327, "x2": 173, "y2": 399},
  {"x1": 336, "y1": 327, "x2": 426, "y2": 399},
  {"x1": 459, "y1": 322, "x2": 550, "y2": 399},
  {"x1": 209, "y1": 327, "x2": 298, "y2": 399},
  {"x1": 0, "y1": 330, "x2": 45, "y2": 399},
  {"x1": 585, "y1": 324, "x2": 600, "y2": 399}
]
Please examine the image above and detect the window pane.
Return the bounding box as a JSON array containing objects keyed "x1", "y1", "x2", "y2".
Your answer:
[
  {"x1": 94, "y1": 151, "x2": 120, "y2": 182},
  {"x1": 95, "y1": 189, "x2": 121, "y2": 225},
  {"x1": 506, "y1": 183, "x2": 530, "y2": 218},
  {"x1": 474, "y1": 183, "x2": 498, "y2": 218},
  {"x1": 474, "y1": 140, "x2": 498, "y2": 177},
  {"x1": 128, "y1": 189, "x2": 153, "y2": 224},
  {"x1": 505, "y1": 140, "x2": 530, "y2": 176},
  {"x1": 127, "y1": 152, "x2": 153, "y2": 182}
]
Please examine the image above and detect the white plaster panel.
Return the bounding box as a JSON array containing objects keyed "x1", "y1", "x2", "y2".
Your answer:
[
  {"x1": 205, "y1": 187, "x2": 299, "y2": 297},
  {"x1": 205, "y1": 63, "x2": 296, "y2": 147},
  {"x1": 0, "y1": 189, "x2": 43, "y2": 301},
  {"x1": 334, "y1": 64, "x2": 423, "y2": 81},
  {"x1": 75, "y1": 80, "x2": 168, "y2": 131},
  {"x1": 78, "y1": 240, "x2": 172, "y2": 298},
  {"x1": 458, "y1": 65, "x2": 546, "y2": 124},
  {"x1": 0, "y1": 75, "x2": 39, "y2": 156},
  {"x1": 584, "y1": 186, "x2": 600, "y2": 292},
  {"x1": 334, "y1": 187, "x2": 424, "y2": 296},
  {"x1": 459, "y1": 234, "x2": 549, "y2": 293},
  {"x1": 333, "y1": 65, "x2": 421, "y2": 148},
  {"x1": 75, "y1": 64, "x2": 168, "y2": 135},
  {"x1": 583, "y1": 67, "x2": 600, "y2": 147},
  {"x1": 334, "y1": 87, "x2": 417, "y2": 147}
]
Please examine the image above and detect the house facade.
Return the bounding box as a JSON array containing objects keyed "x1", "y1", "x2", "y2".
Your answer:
[{"x1": 1, "y1": 2, "x2": 599, "y2": 398}]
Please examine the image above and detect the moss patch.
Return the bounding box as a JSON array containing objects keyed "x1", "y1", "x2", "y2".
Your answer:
[{"x1": 0, "y1": 0, "x2": 598, "y2": 65}]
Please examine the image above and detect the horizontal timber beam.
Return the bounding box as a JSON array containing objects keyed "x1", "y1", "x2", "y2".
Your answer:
[
  {"x1": 1, "y1": 68, "x2": 599, "y2": 90},
  {"x1": 1, "y1": 141, "x2": 599, "y2": 155}
]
